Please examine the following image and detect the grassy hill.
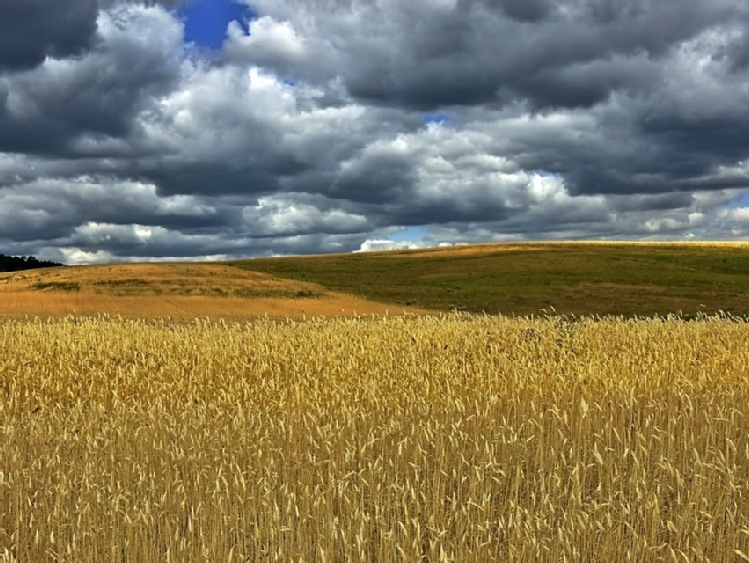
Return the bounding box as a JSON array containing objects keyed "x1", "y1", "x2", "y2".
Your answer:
[
  {"x1": 230, "y1": 242, "x2": 749, "y2": 317},
  {"x1": 4, "y1": 242, "x2": 749, "y2": 319}
]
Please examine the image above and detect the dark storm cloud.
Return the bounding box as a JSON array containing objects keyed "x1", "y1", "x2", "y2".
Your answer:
[
  {"x1": 640, "y1": 116, "x2": 749, "y2": 164},
  {"x1": 0, "y1": 0, "x2": 98, "y2": 71},
  {"x1": 610, "y1": 193, "x2": 695, "y2": 213},
  {"x1": 473, "y1": 0, "x2": 553, "y2": 23},
  {"x1": 509, "y1": 57, "x2": 661, "y2": 110},
  {"x1": 390, "y1": 199, "x2": 515, "y2": 227},
  {"x1": 245, "y1": 0, "x2": 746, "y2": 111},
  {"x1": 0, "y1": 6, "x2": 183, "y2": 156},
  {"x1": 726, "y1": 24, "x2": 749, "y2": 70},
  {"x1": 0, "y1": 177, "x2": 238, "y2": 243},
  {"x1": 330, "y1": 153, "x2": 416, "y2": 204},
  {"x1": 144, "y1": 164, "x2": 286, "y2": 196}
]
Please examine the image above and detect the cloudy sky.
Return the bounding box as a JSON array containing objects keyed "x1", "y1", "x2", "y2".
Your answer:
[{"x1": 2, "y1": 0, "x2": 749, "y2": 263}]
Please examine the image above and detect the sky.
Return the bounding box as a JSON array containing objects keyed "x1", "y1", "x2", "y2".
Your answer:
[{"x1": 2, "y1": 1, "x2": 749, "y2": 264}]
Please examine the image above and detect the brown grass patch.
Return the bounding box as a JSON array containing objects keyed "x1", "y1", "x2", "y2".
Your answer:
[
  {"x1": 404, "y1": 240, "x2": 749, "y2": 258},
  {"x1": 4, "y1": 262, "x2": 314, "y2": 293},
  {"x1": 0, "y1": 263, "x2": 428, "y2": 319}
]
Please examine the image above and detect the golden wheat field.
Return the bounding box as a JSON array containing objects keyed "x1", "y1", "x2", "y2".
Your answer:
[{"x1": 2, "y1": 314, "x2": 749, "y2": 562}]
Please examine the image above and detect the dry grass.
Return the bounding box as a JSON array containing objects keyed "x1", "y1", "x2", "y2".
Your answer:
[
  {"x1": 2, "y1": 313, "x2": 749, "y2": 561},
  {"x1": 400, "y1": 241, "x2": 749, "y2": 259},
  {"x1": 0, "y1": 263, "x2": 423, "y2": 320}
]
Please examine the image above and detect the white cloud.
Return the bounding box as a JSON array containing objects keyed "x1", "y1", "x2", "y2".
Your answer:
[
  {"x1": 242, "y1": 195, "x2": 369, "y2": 236},
  {"x1": 356, "y1": 239, "x2": 426, "y2": 252},
  {"x1": 718, "y1": 207, "x2": 749, "y2": 225},
  {"x1": 224, "y1": 16, "x2": 307, "y2": 64},
  {"x1": 60, "y1": 248, "x2": 115, "y2": 265}
]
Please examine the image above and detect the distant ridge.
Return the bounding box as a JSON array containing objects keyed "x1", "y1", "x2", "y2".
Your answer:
[{"x1": 231, "y1": 242, "x2": 749, "y2": 317}]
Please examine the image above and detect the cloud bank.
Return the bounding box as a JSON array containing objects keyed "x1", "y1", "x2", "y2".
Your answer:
[{"x1": 2, "y1": 0, "x2": 749, "y2": 263}]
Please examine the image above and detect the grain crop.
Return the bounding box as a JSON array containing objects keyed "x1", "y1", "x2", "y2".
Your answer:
[{"x1": 2, "y1": 313, "x2": 749, "y2": 561}]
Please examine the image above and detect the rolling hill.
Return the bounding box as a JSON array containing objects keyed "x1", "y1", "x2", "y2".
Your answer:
[
  {"x1": 3, "y1": 242, "x2": 749, "y2": 319},
  {"x1": 0, "y1": 262, "x2": 426, "y2": 320},
  {"x1": 230, "y1": 242, "x2": 749, "y2": 317}
]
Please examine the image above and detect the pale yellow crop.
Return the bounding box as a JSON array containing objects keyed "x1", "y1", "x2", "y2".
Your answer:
[{"x1": 2, "y1": 314, "x2": 749, "y2": 561}]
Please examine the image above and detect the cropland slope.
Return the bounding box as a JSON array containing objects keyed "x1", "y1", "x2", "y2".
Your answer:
[
  {"x1": 0, "y1": 262, "x2": 423, "y2": 319},
  {"x1": 231, "y1": 242, "x2": 749, "y2": 317},
  {"x1": 3, "y1": 243, "x2": 749, "y2": 319}
]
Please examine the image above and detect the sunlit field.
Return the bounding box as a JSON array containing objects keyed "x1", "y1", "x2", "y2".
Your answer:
[
  {"x1": 2, "y1": 314, "x2": 749, "y2": 561},
  {"x1": 0, "y1": 263, "x2": 424, "y2": 320}
]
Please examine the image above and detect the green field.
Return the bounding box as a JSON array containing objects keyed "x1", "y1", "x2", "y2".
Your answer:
[{"x1": 230, "y1": 243, "x2": 749, "y2": 317}]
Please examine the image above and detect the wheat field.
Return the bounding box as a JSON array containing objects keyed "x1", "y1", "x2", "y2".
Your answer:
[{"x1": 2, "y1": 314, "x2": 749, "y2": 562}]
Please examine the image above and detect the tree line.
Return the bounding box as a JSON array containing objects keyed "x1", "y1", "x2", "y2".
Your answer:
[{"x1": 0, "y1": 254, "x2": 62, "y2": 272}]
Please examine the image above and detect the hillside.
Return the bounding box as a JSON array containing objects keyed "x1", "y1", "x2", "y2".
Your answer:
[
  {"x1": 3, "y1": 243, "x2": 749, "y2": 319},
  {"x1": 230, "y1": 242, "x2": 749, "y2": 317},
  {"x1": 0, "y1": 262, "x2": 425, "y2": 320}
]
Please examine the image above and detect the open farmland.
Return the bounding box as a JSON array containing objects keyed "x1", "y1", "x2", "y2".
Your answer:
[
  {"x1": 0, "y1": 262, "x2": 425, "y2": 320},
  {"x1": 232, "y1": 242, "x2": 749, "y2": 317},
  {"x1": 3, "y1": 314, "x2": 749, "y2": 561},
  {"x1": 3, "y1": 243, "x2": 749, "y2": 319}
]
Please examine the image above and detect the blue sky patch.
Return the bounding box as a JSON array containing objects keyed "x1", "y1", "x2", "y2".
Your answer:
[
  {"x1": 179, "y1": 0, "x2": 255, "y2": 50},
  {"x1": 726, "y1": 190, "x2": 749, "y2": 209},
  {"x1": 392, "y1": 226, "x2": 427, "y2": 243},
  {"x1": 423, "y1": 112, "x2": 450, "y2": 126}
]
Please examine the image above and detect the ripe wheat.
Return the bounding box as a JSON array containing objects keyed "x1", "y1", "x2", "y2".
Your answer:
[{"x1": 1, "y1": 314, "x2": 749, "y2": 561}]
